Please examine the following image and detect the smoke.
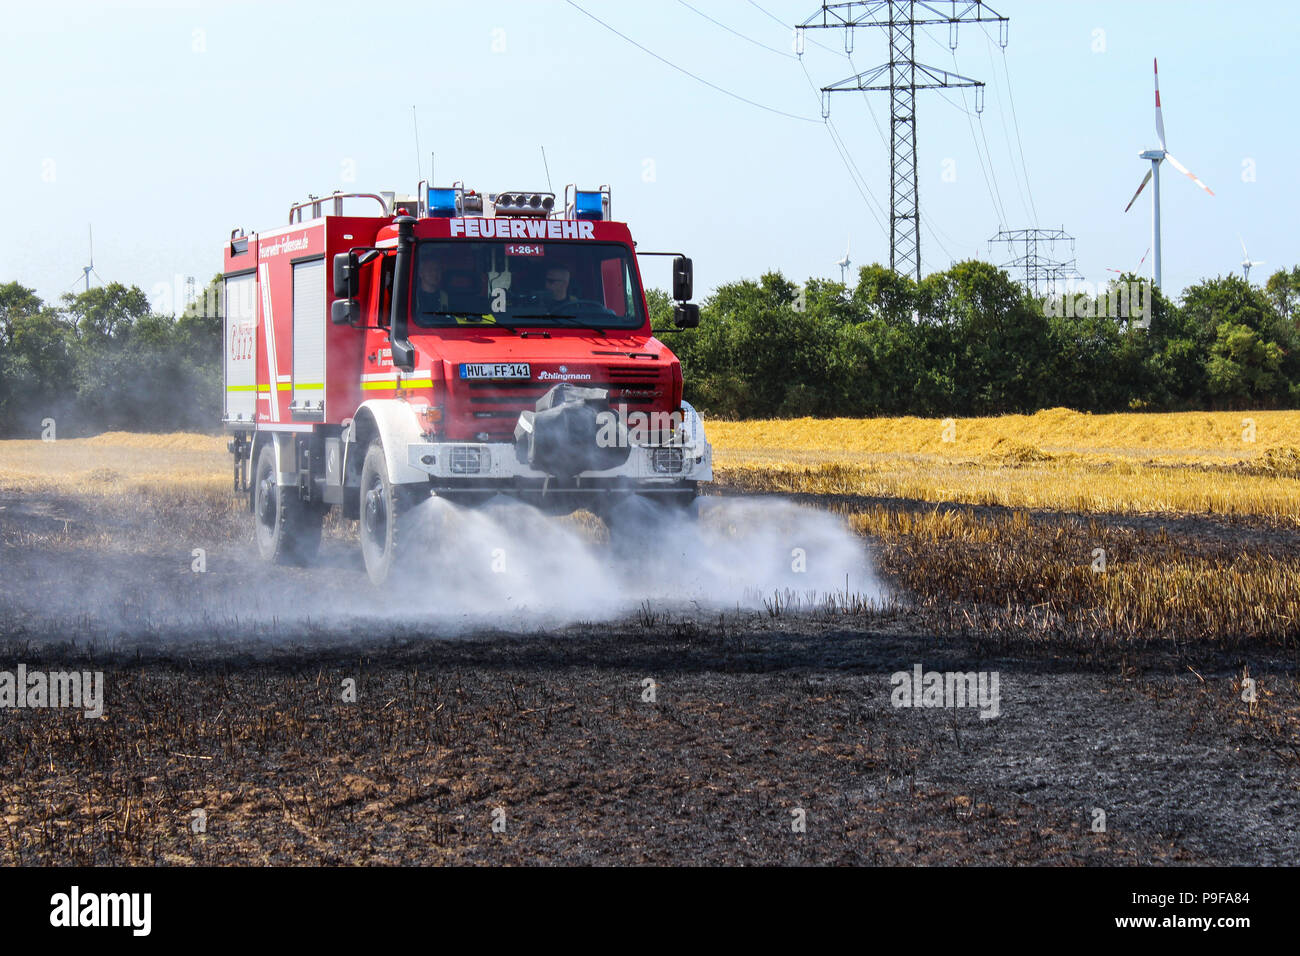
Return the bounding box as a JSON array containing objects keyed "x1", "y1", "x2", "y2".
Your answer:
[{"x1": 0, "y1": 494, "x2": 885, "y2": 642}]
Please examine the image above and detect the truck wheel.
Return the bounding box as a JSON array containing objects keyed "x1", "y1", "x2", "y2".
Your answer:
[
  {"x1": 253, "y1": 443, "x2": 323, "y2": 565},
  {"x1": 359, "y1": 440, "x2": 423, "y2": 585}
]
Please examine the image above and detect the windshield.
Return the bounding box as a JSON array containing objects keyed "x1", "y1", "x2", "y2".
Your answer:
[{"x1": 412, "y1": 239, "x2": 644, "y2": 330}]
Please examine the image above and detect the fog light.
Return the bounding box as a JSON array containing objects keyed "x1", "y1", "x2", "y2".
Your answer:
[
  {"x1": 652, "y1": 447, "x2": 685, "y2": 474},
  {"x1": 450, "y1": 446, "x2": 489, "y2": 475}
]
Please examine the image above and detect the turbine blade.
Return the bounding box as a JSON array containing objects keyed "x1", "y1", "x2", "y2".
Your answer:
[
  {"x1": 1154, "y1": 58, "x2": 1166, "y2": 150},
  {"x1": 1240, "y1": 235, "x2": 1249, "y2": 257},
  {"x1": 1164, "y1": 153, "x2": 1214, "y2": 196},
  {"x1": 1139, "y1": 247, "x2": 1151, "y2": 268},
  {"x1": 1124, "y1": 169, "x2": 1154, "y2": 212}
]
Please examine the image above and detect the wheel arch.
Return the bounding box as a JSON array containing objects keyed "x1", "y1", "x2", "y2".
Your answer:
[
  {"x1": 247, "y1": 430, "x2": 297, "y2": 509},
  {"x1": 346, "y1": 399, "x2": 427, "y2": 486}
]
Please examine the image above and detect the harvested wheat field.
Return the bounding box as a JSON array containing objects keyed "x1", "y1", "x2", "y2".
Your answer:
[{"x1": 0, "y1": 416, "x2": 1297, "y2": 866}]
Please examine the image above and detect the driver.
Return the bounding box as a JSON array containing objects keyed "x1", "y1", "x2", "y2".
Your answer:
[
  {"x1": 418, "y1": 257, "x2": 449, "y2": 311},
  {"x1": 540, "y1": 265, "x2": 578, "y2": 306}
]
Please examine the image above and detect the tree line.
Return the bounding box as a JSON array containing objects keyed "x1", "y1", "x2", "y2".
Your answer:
[
  {"x1": 660, "y1": 262, "x2": 1300, "y2": 419},
  {"x1": 0, "y1": 278, "x2": 222, "y2": 438},
  {"x1": 2, "y1": 262, "x2": 1299, "y2": 438}
]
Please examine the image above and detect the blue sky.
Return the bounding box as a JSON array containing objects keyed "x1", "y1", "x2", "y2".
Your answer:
[{"x1": 2, "y1": 0, "x2": 1295, "y2": 308}]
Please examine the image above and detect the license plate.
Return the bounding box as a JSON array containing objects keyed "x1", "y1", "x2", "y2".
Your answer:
[{"x1": 459, "y1": 362, "x2": 530, "y2": 380}]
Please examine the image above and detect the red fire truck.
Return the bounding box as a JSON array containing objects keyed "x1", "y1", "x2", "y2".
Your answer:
[{"x1": 222, "y1": 184, "x2": 712, "y2": 583}]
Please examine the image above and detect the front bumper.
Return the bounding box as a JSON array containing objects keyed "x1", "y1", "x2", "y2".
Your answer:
[{"x1": 407, "y1": 399, "x2": 712, "y2": 486}]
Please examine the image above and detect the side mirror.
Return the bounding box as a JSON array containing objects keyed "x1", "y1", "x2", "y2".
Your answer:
[
  {"x1": 333, "y1": 252, "x2": 358, "y2": 300},
  {"x1": 672, "y1": 256, "x2": 693, "y2": 302},
  {"x1": 673, "y1": 303, "x2": 700, "y2": 329},
  {"x1": 331, "y1": 298, "x2": 361, "y2": 326}
]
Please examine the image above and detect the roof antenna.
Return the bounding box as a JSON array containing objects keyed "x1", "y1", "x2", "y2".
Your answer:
[
  {"x1": 540, "y1": 146, "x2": 553, "y2": 193},
  {"x1": 412, "y1": 106, "x2": 422, "y2": 182}
]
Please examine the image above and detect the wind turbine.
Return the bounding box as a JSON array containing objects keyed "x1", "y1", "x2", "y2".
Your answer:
[
  {"x1": 69, "y1": 225, "x2": 102, "y2": 292},
  {"x1": 1107, "y1": 247, "x2": 1152, "y2": 276},
  {"x1": 1123, "y1": 59, "x2": 1214, "y2": 290},
  {"x1": 835, "y1": 238, "x2": 851, "y2": 284},
  {"x1": 1239, "y1": 237, "x2": 1264, "y2": 282}
]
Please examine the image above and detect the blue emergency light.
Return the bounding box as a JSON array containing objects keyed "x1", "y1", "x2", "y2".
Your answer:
[
  {"x1": 427, "y1": 187, "x2": 458, "y2": 218},
  {"x1": 573, "y1": 190, "x2": 606, "y2": 221}
]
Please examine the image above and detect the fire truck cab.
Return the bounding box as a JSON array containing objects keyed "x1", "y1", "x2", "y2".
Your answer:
[{"x1": 222, "y1": 183, "x2": 711, "y2": 584}]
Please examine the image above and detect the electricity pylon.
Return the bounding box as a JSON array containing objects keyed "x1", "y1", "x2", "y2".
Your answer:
[{"x1": 798, "y1": 1, "x2": 1009, "y2": 282}]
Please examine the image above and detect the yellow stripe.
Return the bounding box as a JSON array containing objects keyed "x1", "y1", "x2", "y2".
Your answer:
[
  {"x1": 361, "y1": 379, "x2": 433, "y2": 390},
  {"x1": 236, "y1": 380, "x2": 433, "y2": 392}
]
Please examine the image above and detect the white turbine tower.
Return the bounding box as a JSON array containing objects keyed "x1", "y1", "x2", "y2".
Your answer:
[
  {"x1": 1239, "y1": 237, "x2": 1264, "y2": 282},
  {"x1": 1123, "y1": 59, "x2": 1214, "y2": 290},
  {"x1": 836, "y1": 238, "x2": 851, "y2": 284},
  {"x1": 69, "y1": 225, "x2": 102, "y2": 292}
]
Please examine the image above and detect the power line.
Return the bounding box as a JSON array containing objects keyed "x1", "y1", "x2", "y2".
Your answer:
[
  {"x1": 982, "y1": 23, "x2": 1038, "y2": 225},
  {"x1": 972, "y1": 25, "x2": 1032, "y2": 223},
  {"x1": 748, "y1": 0, "x2": 842, "y2": 56},
  {"x1": 912, "y1": 24, "x2": 1006, "y2": 230},
  {"x1": 797, "y1": 57, "x2": 889, "y2": 234},
  {"x1": 845, "y1": 52, "x2": 888, "y2": 149},
  {"x1": 950, "y1": 45, "x2": 1008, "y2": 230},
  {"x1": 565, "y1": 0, "x2": 818, "y2": 123},
  {"x1": 676, "y1": 0, "x2": 796, "y2": 59}
]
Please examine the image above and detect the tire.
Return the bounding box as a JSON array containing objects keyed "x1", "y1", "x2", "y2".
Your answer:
[
  {"x1": 253, "y1": 442, "x2": 323, "y2": 565},
  {"x1": 358, "y1": 440, "x2": 425, "y2": 585}
]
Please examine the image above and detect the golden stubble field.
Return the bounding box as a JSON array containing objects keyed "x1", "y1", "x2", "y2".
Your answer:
[
  {"x1": 711, "y1": 407, "x2": 1300, "y2": 520},
  {"x1": 3, "y1": 407, "x2": 1298, "y2": 515}
]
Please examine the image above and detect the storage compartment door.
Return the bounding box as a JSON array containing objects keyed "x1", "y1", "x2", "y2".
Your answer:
[
  {"x1": 223, "y1": 273, "x2": 257, "y2": 423},
  {"x1": 291, "y1": 257, "x2": 327, "y2": 420}
]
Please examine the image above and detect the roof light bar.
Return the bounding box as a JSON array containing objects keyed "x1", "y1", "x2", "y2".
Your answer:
[{"x1": 490, "y1": 191, "x2": 555, "y2": 217}]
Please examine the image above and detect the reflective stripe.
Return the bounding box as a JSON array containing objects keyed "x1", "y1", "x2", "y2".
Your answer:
[{"x1": 361, "y1": 378, "x2": 432, "y2": 390}]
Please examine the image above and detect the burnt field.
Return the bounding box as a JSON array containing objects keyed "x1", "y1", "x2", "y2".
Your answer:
[{"x1": 1, "y1": 481, "x2": 1298, "y2": 866}]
